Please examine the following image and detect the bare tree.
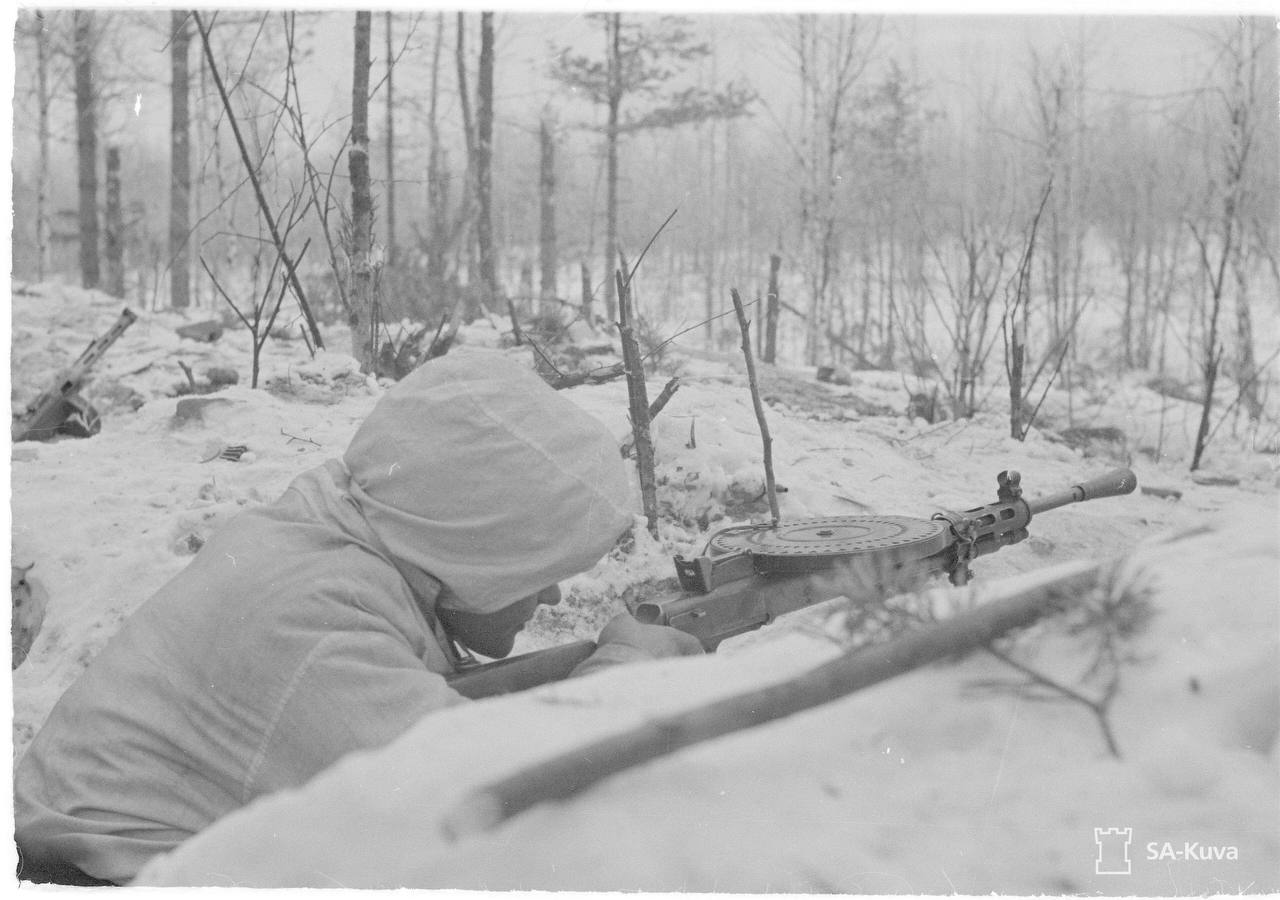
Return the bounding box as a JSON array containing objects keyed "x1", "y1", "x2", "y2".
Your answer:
[
  {"x1": 73, "y1": 9, "x2": 100, "y2": 289},
  {"x1": 425, "y1": 12, "x2": 449, "y2": 301},
  {"x1": 455, "y1": 13, "x2": 478, "y2": 298},
  {"x1": 1184, "y1": 18, "x2": 1276, "y2": 467},
  {"x1": 476, "y1": 11, "x2": 498, "y2": 308},
  {"x1": 349, "y1": 10, "x2": 376, "y2": 371},
  {"x1": 908, "y1": 202, "x2": 1011, "y2": 419},
  {"x1": 22, "y1": 10, "x2": 58, "y2": 281},
  {"x1": 551, "y1": 13, "x2": 754, "y2": 323},
  {"x1": 779, "y1": 14, "x2": 881, "y2": 365},
  {"x1": 192, "y1": 10, "x2": 324, "y2": 348},
  {"x1": 859, "y1": 59, "x2": 930, "y2": 368},
  {"x1": 538, "y1": 108, "x2": 559, "y2": 308},
  {"x1": 169, "y1": 10, "x2": 191, "y2": 309},
  {"x1": 1026, "y1": 36, "x2": 1093, "y2": 358},
  {"x1": 384, "y1": 11, "x2": 396, "y2": 266},
  {"x1": 104, "y1": 146, "x2": 125, "y2": 297},
  {"x1": 1216, "y1": 18, "x2": 1273, "y2": 422}
]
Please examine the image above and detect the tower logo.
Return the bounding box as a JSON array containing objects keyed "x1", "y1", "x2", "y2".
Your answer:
[{"x1": 1094, "y1": 827, "x2": 1134, "y2": 875}]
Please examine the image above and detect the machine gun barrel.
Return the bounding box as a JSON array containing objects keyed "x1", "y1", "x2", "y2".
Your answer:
[{"x1": 1027, "y1": 467, "x2": 1136, "y2": 517}]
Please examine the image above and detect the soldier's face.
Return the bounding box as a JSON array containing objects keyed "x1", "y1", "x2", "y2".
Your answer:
[{"x1": 438, "y1": 585, "x2": 561, "y2": 659}]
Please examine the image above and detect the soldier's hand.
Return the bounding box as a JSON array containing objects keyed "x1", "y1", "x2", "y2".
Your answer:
[
  {"x1": 571, "y1": 613, "x2": 704, "y2": 678},
  {"x1": 596, "y1": 612, "x2": 705, "y2": 660}
]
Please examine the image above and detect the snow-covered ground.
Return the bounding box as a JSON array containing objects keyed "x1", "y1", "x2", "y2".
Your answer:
[{"x1": 9, "y1": 283, "x2": 1279, "y2": 893}]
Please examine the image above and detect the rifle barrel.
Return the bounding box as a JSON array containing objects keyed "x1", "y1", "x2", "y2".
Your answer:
[{"x1": 1027, "y1": 467, "x2": 1137, "y2": 517}]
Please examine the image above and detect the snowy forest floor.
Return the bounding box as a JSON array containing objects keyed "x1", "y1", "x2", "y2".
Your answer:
[{"x1": 9, "y1": 282, "x2": 1280, "y2": 893}]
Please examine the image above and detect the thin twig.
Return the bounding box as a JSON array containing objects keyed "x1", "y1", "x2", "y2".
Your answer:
[
  {"x1": 524, "y1": 337, "x2": 564, "y2": 380},
  {"x1": 982, "y1": 644, "x2": 1121, "y2": 758},
  {"x1": 192, "y1": 10, "x2": 324, "y2": 351},
  {"x1": 280, "y1": 427, "x2": 320, "y2": 447},
  {"x1": 547, "y1": 362, "x2": 626, "y2": 390},
  {"x1": 623, "y1": 207, "x2": 678, "y2": 291},
  {"x1": 200, "y1": 256, "x2": 251, "y2": 330},
  {"x1": 177, "y1": 360, "x2": 197, "y2": 393},
  {"x1": 643, "y1": 299, "x2": 761, "y2": 363},
  {"x1": 620, "y1": 377, "x2": 681, "y2": 458},
  {"x1": 730, "y1": 288, "x2": 780, "y2": 524}
]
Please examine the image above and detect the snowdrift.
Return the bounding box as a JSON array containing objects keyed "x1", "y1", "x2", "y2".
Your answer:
[{"x1": 133, "y1": 507, "x2": 1278, "y2": 893}]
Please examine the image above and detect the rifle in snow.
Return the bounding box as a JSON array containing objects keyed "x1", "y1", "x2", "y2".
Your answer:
[
  {"x1": 446, "y1": 467, "x2": 1137, "y2": 699},
  {"x1": 13, "y1": 307, "x2": 138, "y2": 443}
]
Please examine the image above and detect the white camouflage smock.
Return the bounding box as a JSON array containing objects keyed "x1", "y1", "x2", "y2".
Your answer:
[{"x1": 13, "y1": 352, "x2": 633, "y2": 884}]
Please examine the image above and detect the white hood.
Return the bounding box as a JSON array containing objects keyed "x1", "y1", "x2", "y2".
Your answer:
[{"x1": 343, "y1": 351, "x2": 633, "y2": 613}]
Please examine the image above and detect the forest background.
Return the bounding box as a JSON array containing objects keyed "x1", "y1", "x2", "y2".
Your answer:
[{"x1": 7, "y1": 4, "x2": 1280, "y2": 466}]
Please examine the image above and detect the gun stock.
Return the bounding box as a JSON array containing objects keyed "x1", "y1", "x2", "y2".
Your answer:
[
  {"x1": 446, "y1": 640, "x2": 596, "y2": 700},
  {"x1": 445, "y1": 467, "x2": 1137, "y2": 700}
]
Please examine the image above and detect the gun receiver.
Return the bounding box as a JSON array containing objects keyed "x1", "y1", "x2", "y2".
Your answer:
[{"x1": 446, "y1": 467, "x2": 1136, "y2": 699}]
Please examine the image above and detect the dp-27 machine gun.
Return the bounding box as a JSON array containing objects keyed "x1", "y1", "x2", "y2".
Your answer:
[{"x1": 447, "y1": 467, "x2": 1137, "y2": 699}]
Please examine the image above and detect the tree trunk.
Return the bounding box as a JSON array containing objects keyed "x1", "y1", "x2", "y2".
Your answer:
[
  {"x1": 384, "y1": 11, "x2": 396, "y2": 267},
  {"x1": 603, "y1": 13, "x2": 622, "y2": 324},
  {"x1": 580, "y1": 260, "x2": 592, "y2": 322},
  {"x1": 426, "y1": 12, "x2": 446, "y2": 300},
  {"x1": 104, "y1": 146, "x2": 124, "y2": 298},
  {"x1": 1232, "y1": 247, "x2": 1262, "y2": 421},
  {"x1": 476, "y1": 11, "x2": 498, "y2": 308},
  {"x1": 74, "y1": 10, "x2": 100, "y2": 290},
  {"x1": 1226, "y1": 21, "x2": 1263, "y2": 423},
  {"x1": 35, "y1": 10, "x2": 51, "y2": 282},
  {"x1": 349, "y1": 11, "x2": 376, "y2": 371},
  {"x1": 169, "y1": 10, "x2": 191, "y2": 309},
  {"x1": 765, "y1": 252, "x2": 781, "y2": 363},
  {"x1": 1009, "y1": 319, "x2": 1026, "y2": 440},
  {"x1": 538, "y1": 112, "x2": 558, "y2": 309},
  {"x1": 455, "y1": 13, "x2": 478, "y2": 316}
]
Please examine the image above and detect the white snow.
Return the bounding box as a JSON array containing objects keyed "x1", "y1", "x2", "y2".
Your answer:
[{"x1": 9, "y1": 283, "x2": 1279, "y2": 893}]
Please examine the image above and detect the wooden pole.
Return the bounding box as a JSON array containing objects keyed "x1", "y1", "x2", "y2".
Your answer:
[
  {"x1": 618, "y1": 269, "x2": 658, "y2": 537},
  {"x1": 730, "y1": 288, "x2": 780, "y2": 524}
]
